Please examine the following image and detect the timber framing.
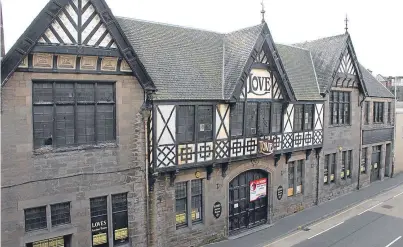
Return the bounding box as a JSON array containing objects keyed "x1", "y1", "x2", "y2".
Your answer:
[
  {"x1": 1, "y1": 0, "x2": 156, "y2": 92},
  {"x1": 231, "y1": 23, "x2": 296, "y2": 103},
  {"x1": 325, "y1": 35, "x2": 368, "y2": 97}
]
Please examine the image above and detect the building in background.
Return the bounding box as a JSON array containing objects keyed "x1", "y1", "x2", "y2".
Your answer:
[
  {"x1": 377, "y1": 74, "x2": 403, "y2": 101},
  {"x1": 395, "y1": 102, "x2": 403, "y2": 175}
]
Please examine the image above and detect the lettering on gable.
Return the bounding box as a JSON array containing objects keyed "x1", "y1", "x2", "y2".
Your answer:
[{"x1": 247, "y1": 69, "x2": 272, "y2": 99}]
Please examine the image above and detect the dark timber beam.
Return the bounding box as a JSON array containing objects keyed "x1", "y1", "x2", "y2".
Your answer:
[{"x1": 32, "y1": 45, "x2": 121, "y2": 57}]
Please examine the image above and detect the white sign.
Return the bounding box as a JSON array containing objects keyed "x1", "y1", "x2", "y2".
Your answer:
[
  {"x1": 250, "y1": 178, "x2": 267, "y2": 202},
  {"x1": 246, "y1": 69, "x2": 272, "y2": 99}
]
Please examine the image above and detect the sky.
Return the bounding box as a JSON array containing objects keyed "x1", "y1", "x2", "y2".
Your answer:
[{"x1": 2, "y1": 0, "x2": 402, "y2": 76}]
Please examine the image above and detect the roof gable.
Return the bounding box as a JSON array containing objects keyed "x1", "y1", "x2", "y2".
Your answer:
[
  {"x1": 294, "y1": 34, "x2": 367, "y2": 96},
  {"x1": 1, "y1": 0, "x2": 155, "y2": 91},
  {"x1": 228, "y1": 24, "x2": 296, "y2": 102}
]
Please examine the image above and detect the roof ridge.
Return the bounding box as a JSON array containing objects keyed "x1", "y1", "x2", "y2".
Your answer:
[
  {"x1": 293, "y1": 33, "x2": 347, "y2": 46},
  {"x1": 275, "y1": 43, "x2": 310, "y2": 52},
  {"x1": 225, "y1": 23, "x2": 265, "y2": 35},
  {"x1": 116, "y1": 16, "x2": 224, "y2": 35}
]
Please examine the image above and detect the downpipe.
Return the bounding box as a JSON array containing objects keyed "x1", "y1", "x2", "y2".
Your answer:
[{"x1": 357, "y1": 95, "x2": 366, "y2": 190}]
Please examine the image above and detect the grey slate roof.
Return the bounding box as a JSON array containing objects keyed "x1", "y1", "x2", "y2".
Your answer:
[
  {"x1": 275, "y1": 44, "x2": 322, "y2": 101},
  {"x1": 117, "y1": 17, "x2": 322, "y2": 101},
  {"x1": 117, "y1": 17, "x2": 224, "y2": 100},
  {"x1": 223, "y1": 24, "x2": 265, "y2": 99},
  {"x1": 359, "y1": 65, "x2": 394, "y2": 98},
  {"x1": 294, "y1": 34, "x2": 348, "y2": 93}
]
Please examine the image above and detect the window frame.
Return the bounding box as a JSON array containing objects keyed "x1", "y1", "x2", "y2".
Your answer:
[
  {"x1": 32, "y1": 80, "x2": 116, "y2": 149},
  {"x1": 373, "y1": 102, "x2": 384, "y2": 123},
  {"x1": 387, "y1": 102, "x2": 392, "y2": 124},
  {"x1": 50, "y1": 202, "x2": 71, "y2": 227},
  {"x1": 176, "y1": 105, "x2": 196, "y2": 143},
  {"x1": 90, "y1": 196, "x2": 109, "y2": 247},
  {"x1": 329, "y1": 91, "x2": 351, "y2": 126},
  {"x1": 25, "y1": 206, "x2": 48, "y2": 232},
  {"x1": 191, "y1": 179, "x2": 203, "y2": 224},
  {"x1": 112, "y1": 193, "x2": 129, "y2": 245},
  {"x1": 271, "y1": 102, "x2": 283, "y2": 133},
  {"x1": 230, "y1": 102, "x2": 245, "y2": 137},
  {"x1": 303, "y1": 104, "x2": 314, "y2": 131},
  {"x1": 288, "y1": 162, "x2": 295, "y2": 197},
  {"x1": 364, "y1": 101, "x2": 370, "y2": 125},
  {"x1": 293, "y1": 105, "x2": 303, "y2": 132},
  {"x1": 175, "y1": 181, "x2": 188, "y2": 228}
]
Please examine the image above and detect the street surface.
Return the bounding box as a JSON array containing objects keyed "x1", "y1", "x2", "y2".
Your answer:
[{"x1": 266, "y1": 184, "x2": 403, "y2": 247}]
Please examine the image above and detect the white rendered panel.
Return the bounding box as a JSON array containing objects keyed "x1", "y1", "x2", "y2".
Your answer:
[
  {"x1": 59, "y1": 11, "x2": 77, "y2": 42},
  {"x1": 99, "y1": 33, "x2": 113, "y2": 47},
  {"x1": 65, "y1": 5, "x2": 78, "y2": 25},
  {"x1": 156, "y1": 105, "x2": 176, "y2": 145},
  {"x1": 284, "y1": 104, "x2": 294, "y2": 132},
  {"x1": 314, "y1": 104, "x2": 324, "y2": 130},
  {"x1": 52, "y1": 21, "x2": 72, "y2": 44},
  {"x1": 82, "y1": 4, "x2": 95, "y2": 24},
  {"x1": 45, "y1": 29, "x2": 59, "y2": 44},
  {"x1": 88, "y1": 24, "x2": 106, "y2": 46},
  {"x1": 216, "y1": 104, "x2": 229, "y2": 139}
]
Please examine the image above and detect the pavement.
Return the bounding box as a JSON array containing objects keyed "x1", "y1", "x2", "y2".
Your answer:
[
  {"x1": 268, "y1": 182, "x2": 403, "y2": 247},
  {"x1": 206, "y1": 173, "x2": 403, "y2": 247}
]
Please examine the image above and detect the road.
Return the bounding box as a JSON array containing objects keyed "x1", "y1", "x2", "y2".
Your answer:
[{"x1": 266, "y1": 184, "x2": 403, "y2": 247}]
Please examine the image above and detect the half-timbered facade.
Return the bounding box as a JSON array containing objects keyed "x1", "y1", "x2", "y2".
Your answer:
[{"x1": 115, "y1": 17, "x2": 325, "y2": 246}]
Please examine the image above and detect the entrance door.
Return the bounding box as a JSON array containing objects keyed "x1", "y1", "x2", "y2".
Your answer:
[
  {"x1": 228, "y1": 169, "x2": 268, "y2": 235},
  {"x1": 371, "y1": 145, "x2": 381, "y2": 182},
  {"x1": 385, "y1": 144, "x2": 391, "y2": 177}
]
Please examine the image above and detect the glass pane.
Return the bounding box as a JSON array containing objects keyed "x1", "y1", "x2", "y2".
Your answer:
[
  {"x1": 90, "y1": 197, "x2": 107, "y2": 217},
  {"x1": 191, "y1": 179, "x2": 202, "y2": 196},
  {"x1": 51, "y1": 202, "x2": 71, "y2": 226},
  {"x1": 33, "y1": 83, "x2": 53, "y2": 103},
  {"x1": 77, "y1": 105, "x2": 95, "y2": 144},
  {"x1": 76, "y1": 83, "x2": 95, "y2": 102},
  {"x1": 112, "y1": 194, "x2": 127, "y2": 213},
  {"x1": 55, "y1": 105, "x2": 75, "y2": 147},
  {"x1": 258, "y1": 102, "x2": 270, "y2": 134},
  {"x1": 97, "y1": 84, "x2": 114, "y2": 102},
  {"x1": 245, "y1": 102, "x2": 258, "y2": 136},
  {"x1": 33, "y1": 106, "x2": 53, "y2": 148},
  {"x1": 176, "y1": 105, "x2": 195, "y2": 143},
  {"x1": 54, "y1": 83, "x2": 74, "y2": 103},
  {"x1": 97, "y1": 105, "x2": 115, "y2": 142},
  {"x1": 271, "y1": 103, "x2": 282, "y2": 133},
  {"x1": 25, "y1": 206, "x2": 47, "y2": 231}
]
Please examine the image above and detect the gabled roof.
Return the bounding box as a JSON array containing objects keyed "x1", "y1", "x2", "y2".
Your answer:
[
  {"x1": 275, "y1": 44, "x2": 322, "y2": 101},
  {"x1": 294, "y1": 34, "x2": 348, "y2": 93},
  {"x1": 360, "y1": 65, "x2": 394, "y2": 98},
  {"x1": 1, "y1": 0, "x2": 155, "y2": 91},
  {"x1": 223, "y1": 24, "x2": 266, "y2": 100}
]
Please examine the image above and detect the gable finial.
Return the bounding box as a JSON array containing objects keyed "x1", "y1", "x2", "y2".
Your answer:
[
  {"x1": 261, "y1": 0, "x2": 266, "y2": 23},
  {"x1": 344, "y1": 14, "x2": 349, "y2": 33}
]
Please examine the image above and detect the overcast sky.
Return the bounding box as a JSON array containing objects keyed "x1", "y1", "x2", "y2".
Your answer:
[{"x1": 2, "y1": 0, "x2": 402, "y2": 76}]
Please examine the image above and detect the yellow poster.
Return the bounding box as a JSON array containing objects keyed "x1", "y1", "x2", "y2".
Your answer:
[
  {"x1": 346, "y1": 170, "x2": 350, "y2": 176},
  {"x1": 324, "y1": 176, "x2": 328, "y2": 183},
  {"x1": 361, "y1": 166, "x2": 365, "y2": 172},
  {"x1": 341, "y1": 171, "x2": 345, "y2": 178},
  {"x1": 287, "y1": 188, "x2": 293, "y2": 196},
  {"x1": 115, "y1": 228, "x2": 128, "y2": 240},
  {"x1": 330, "y1": 174, "x2": 334, "y2": 181},
  {"x1": 33, "y1": 237, "x2": 64, "y2": 247},
  {"x1": 176, "y1": 213, "x2": 186, "y2": 224},
  {"x1": 93, "y1": 233, "x2": 107, "y2": 246}
]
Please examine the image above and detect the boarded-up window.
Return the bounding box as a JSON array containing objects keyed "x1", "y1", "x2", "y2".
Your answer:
[
  {"x1": 271, "y1": 103, "x2": 282, "y2": 133},
  {"x1": 33, "y1": 82, "x2": 115, "y2": 148},
  {"x1": 245, "y1": 102, "x2": 258, "y2": 136},
  {"x1": 231, "y1": 103, "x2": 244, "y2": 137},
  {"x1": 197, "y1": 106, "x2": 213, "y2": 142},
  {"x1": 258, "y1": 102, "x2": 271, "y2": 135},
  {"x1": 293, "y1": 105, "x2": 303, "y2": 131},
  {"x1": 177, "y1": 105, "x2": 195, "y2": 143}
]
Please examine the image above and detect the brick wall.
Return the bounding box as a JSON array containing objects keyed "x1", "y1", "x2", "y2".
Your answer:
[{"x1": 1, "y1": 72, "x2": 147, "y2": 247}]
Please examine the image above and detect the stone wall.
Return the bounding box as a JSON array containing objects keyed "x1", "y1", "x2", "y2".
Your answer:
[
  {"x1": 149, "y1": 150, "x2": 318, "y2": 247},
  {"x1": 1, "y1": 72, "x2": 147, "y2": 247},
  {"x1": 319, "y1": 87, "x2": 361, "y2": 203},
  {"x1": 395, "y1": 108, "x2": 403, "y2": 175}
]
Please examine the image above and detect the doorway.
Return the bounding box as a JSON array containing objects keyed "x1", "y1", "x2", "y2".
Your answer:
[
  {"x1": 371, "y1": 145, "x2": 381, "y2": 182},
  {"x1": 228, "y1": 169, "x2": 269, "y2": 235}
]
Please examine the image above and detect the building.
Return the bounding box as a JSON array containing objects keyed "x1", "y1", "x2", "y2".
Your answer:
[
  {"x1": 1, "y1": 1, "x2": 151, "y2": 247},
  {"x1": 395, "y1": 102, "x2": 403, "y2": 174},
  {"x1": 0, "y1": 1, "x2": 395, "y2": 247},
  {"x1": 377, "y1": 74, "x2": 403, "y2": 101}
]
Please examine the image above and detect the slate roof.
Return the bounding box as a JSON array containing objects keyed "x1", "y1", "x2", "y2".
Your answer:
[
  {"x1": 223, "y1": 24, "x2": 265, "y2": 100},
  {"x1": 275, "y1": 44, "x2": 322, "y2": 101},
  {"x1": 293, "y1": 34, "x2": 348, "y2": 93},
  {"x1": 117, "y1": 17, "x2": 322, "y2": 101},
  {"x1": 359, "y1": 65, "x2": 394, "y2": 98},
  {"x1": 117, "y1": 17, "x2": 225, "y2": 100}
]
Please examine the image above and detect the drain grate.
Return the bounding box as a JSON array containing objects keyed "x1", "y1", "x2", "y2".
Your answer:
[{"x1": 382, "y1": 205, "x2": 393, "y2": 209}]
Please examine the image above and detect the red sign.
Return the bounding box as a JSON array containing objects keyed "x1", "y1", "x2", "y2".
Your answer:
[{"x1": 250, "y1": 178, "x2": 267, "y2": 202}]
